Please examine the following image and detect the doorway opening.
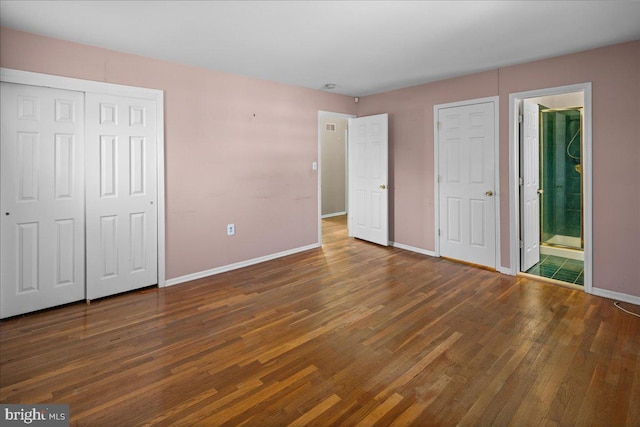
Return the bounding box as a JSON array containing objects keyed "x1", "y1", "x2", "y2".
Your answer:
[
  {"x1": 509, "y1": 84, "x2": 592, "y2": 292},
  {"x1": 318, "y1": 111, "x2": 354, "y2": 245}
]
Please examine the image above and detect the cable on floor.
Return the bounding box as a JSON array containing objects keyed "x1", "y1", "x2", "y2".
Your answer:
[{"x1": 614, "y1": 301, "x2": 640, "y2": 318}]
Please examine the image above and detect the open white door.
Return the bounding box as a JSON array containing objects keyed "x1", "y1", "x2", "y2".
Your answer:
[
  {"x1": 85, "y1": 93, "x2": 158, "y2": 300},
  {"x1": 348, "y1": 114, "x2": 388, "y2": 246},
  {"x1": 1, "y1": 83, "x2": 85, "y2": 318},
  {"x1": 438, "y1": 101, "x2": 496, "y2": 268},
  {"x1": 521, "y1": 100, "x2": 540, "y2": 271}
]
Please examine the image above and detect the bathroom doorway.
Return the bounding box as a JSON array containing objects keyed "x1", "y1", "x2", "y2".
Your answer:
[{"x1": 509, "y1": 84, "x2": 592, "y2": 292}]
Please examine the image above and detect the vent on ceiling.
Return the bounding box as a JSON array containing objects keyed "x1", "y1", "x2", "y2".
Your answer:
[{"x1": 325, "y1": 123, "x2": 336, "y2": 132}]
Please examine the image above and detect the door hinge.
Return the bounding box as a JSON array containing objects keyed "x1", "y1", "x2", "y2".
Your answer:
[
  {"x1": 518, "y1": 114, "x2": 524, "y2": 123},
  {"x1": 519, "y1": 240, "x2": 524, "y2": 249},
  {"x1": 438, "y1": 229, "x2": 441, "y2": 236},
  {"x1": 519, "y1": 177, "x2": 524, "y2": 186},
  {"x1": 437, "y1": 175, "x2": 441, "y2": 183},
  {"x1": 437, "y1": 121, "x2": 442, "y2": 130}
]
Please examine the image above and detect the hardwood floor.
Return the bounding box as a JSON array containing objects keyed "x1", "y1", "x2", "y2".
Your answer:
[{"x1": 1, "y1": 215, "x2": 639, "y2": 426}]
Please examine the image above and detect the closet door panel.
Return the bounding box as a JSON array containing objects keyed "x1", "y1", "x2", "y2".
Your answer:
[
  {"x1": 85, "y1": 93, "x2": 157, "y2": 300},
  {"x1": 0, "y1": 83, "x2": 85, "y2": 318}
]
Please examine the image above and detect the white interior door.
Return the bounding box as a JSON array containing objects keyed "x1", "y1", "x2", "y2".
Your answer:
[
  {"x1": 85, "y1": 93, "x2": 158, "y2": 300},
  {"x1": 348, "y1": 114, "x2": 388, "y2": 246},
  {"x1": 1, "y1": 82, "x2": 85, "y2": 318},
  {"x1": 521, "y1": 100, "x2": 540, "y2": 271},
  {"x1": 438, "y1": 102, "x2": 496, "y2": 268}
]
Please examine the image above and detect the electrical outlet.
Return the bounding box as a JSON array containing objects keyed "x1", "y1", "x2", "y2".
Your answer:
[{"x1": 227, "y1": 224, "x2": 235, "y2": 236}]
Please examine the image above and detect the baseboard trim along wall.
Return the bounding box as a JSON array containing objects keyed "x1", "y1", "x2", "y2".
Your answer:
[
  {"x1": 591, "y1": 287, "x2": 640, "y2": 307},
  {"x1": 390, "y1": 242, "x2": 436, "y2": 257},
  {"x1": 165, "y1": 243, "x2": 320, "y2": 287},
  {"x1": 321, "y1": 211, "x2": 347, "y2": 219},
  {"x1": 392, "y1": 241, "x2": 514, "y2": 274},
  {"x1": 167, "y1": 241, "x2": 640, "y2": 308}
]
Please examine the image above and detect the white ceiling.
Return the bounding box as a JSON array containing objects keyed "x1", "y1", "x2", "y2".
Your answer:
[{"x1": 1, "y1": 1, "x2": 639, "y2": 96}]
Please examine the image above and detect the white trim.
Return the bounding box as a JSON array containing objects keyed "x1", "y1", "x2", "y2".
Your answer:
[
  {"x1": 322, "y1": 211, "x2": 347, "y2": 219},
  {"x1": 583, "y1": 85, "x2": 593, "y2": 294},
  {"x1": 0, "y1": 67, "x2": 166, "y2": 287},
  {"x1": 591, "y1": 287, "x2": 640, "y2": 307},
  {"x1": 434, "y1": 108, "x2": 440, "y2": 256},
  {"x1": 433, "y1": 96, "x2": 500, "y2": 269},
  {"x1": 156, "y1": 92, "x2": 166, "y2": 288},
  {"x1": 317, "y1": 110, "x2": 356, "y2": 246},
  {"x1": 0, "y1": 68, "x2": 163, "y2": 100},
  {"x1": 496, "y1": 267, "x2": 512, "y2": 275},
  {"x1": 391, "y1": 242, "x2": 436, "y2": 257},
  {"x1": 344, "y1": 127, "x2": 349, "y2": 213},
  {"x1": 508, "y1": 83, "x2": 592, "y2": 295},
  {"x1": 165, "y1": 243, "x2": 320, "y2": 287},
  {"x1": 432, "y1": 96, "x2": 500, "y2": 112}
]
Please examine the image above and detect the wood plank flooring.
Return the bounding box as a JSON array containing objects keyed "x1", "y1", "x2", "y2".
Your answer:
[{"x1": 1, "y1": 215, "x2": 639, "y2": 426}]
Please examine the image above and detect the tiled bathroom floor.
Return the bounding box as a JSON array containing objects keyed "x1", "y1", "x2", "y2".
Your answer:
[{"x1": 525, "y1": 254, "x2": 584, "y2": 285}]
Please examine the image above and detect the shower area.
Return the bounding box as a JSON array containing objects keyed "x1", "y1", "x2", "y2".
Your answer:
[
  {"x1": 519, "y1": 90, "x2": 587, "y2": 286},
  {"x1": 539, "y1": 107, "x2": 584, "y2": 261}
]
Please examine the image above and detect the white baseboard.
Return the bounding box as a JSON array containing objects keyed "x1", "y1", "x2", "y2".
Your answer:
[
  {"x1": 166, "y1": 240, "x2": 640, "y2": 309},
  {"x1": 321, "y1": 211, "x2": 347, "y2": 219},
  {"x1": 497, "y1": 266, "x2": 513, "y2": 275},
  {"x1": 590, "y1": 287, "x2": 640, "y2": 306},
  {"x1": 165, "y1": 243, "x2": 320, "y2": 287},
  {"x1": 389, "y1": 243, "x2": 513, "y2": 276},
  {"x1": 390, "y1": 241, "x2": 436, "y2": 257}
]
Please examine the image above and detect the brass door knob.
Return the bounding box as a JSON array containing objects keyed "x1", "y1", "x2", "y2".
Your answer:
[
  {"x1": 485, "y1": 190, "x2": 494, "y2": 196},
  {"x1": 380, "y1": 184, "x2": 387, "y2": 189}
]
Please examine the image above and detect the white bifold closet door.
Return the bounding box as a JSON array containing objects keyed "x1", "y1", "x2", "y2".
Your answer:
[
  {"x1": 85, "y1": 93, "x2": 158, "y2": 300},
  {"x1": 1, "y1": 85, "x2": 159, "y2": 318},
  {"x1": 0, "y1": 83, "x2": 85, "y2": 318}
]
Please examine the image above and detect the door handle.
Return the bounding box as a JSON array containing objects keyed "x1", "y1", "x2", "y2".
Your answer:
[
  {"x1": 485, "y1": 190, "x2": 494, "y2": 196},
  {"x1": 379, "y1": 184, "x2": 387, "y2": 190}
]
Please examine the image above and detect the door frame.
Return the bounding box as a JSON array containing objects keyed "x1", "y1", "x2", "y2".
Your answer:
[
  {"x1": 433, "y1": 96, "x2": 501, "y2": 269},
  {"x1": 508, "y1": 82, "x2": 592, "y2": 293},
  {"x1": 317, "y1": 110, "x2": 356, "y2": 245},
  {"x1": 0, "y1": 67, "x2": 166, "y2": 288}
]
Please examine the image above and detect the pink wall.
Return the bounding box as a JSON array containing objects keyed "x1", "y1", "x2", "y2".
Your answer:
[
  {"x1": 499, "y1": 42, "x2": 640, "y2": 297},
  {"x1": 358, "y1": 40, "x2": 640, "y2": 298},
  {"x1": 0, "y1": 27, "x2": 357, "y2": 280},
  {"x1": 1, "y1": 27, "x2": 639, "y2": 298}
]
